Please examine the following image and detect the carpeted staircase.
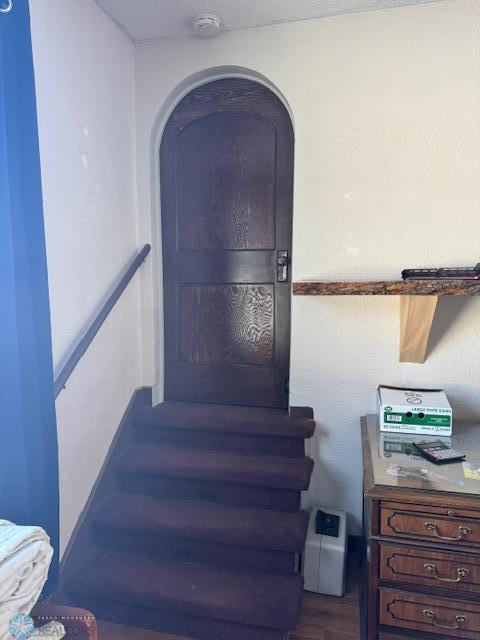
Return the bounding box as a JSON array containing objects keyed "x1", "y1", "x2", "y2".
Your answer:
[{"x1": 63, "y1": 397, "x2": 315, "y2": 640}]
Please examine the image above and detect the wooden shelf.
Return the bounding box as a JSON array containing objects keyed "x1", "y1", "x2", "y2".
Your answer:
[
  {"x1": 292, "y1": 279, "x2": 480, "y2": 364},
  {"x1": 293, "y1": 279, "x2": 480, "y2": 296}
]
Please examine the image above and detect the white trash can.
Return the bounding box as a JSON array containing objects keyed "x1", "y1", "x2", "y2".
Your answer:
[{"x1": 301, "y1": 507, "x2": 347, "y2": 596}]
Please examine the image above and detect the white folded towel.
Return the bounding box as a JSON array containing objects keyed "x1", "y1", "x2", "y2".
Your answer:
[{"x1": 0, "y1": 520, "x2": 53, "y2": 640}]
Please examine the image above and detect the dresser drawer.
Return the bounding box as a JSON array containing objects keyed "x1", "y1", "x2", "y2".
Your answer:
[
  {"x1": 380, "y1": 544, "x2": 480, "y2": 593},
  {"x1": 381, "y1": 507, "x2": 480, "y2": 546},
  {"x1": 380, "y1": 589, "x2": 480, "y2": 639}
]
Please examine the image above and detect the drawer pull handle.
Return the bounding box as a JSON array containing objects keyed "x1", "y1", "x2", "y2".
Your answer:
[
  {"x1": 424, "y1": 522, "x2": 471, "y2": 541},
  {"x1": 423, "y1": 563, "x2": 469, "y2": 583},
  {"x1": 423, "y1": 609, "x2": 467, "y2": 630}
]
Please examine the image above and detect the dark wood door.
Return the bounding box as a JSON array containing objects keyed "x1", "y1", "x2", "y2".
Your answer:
[{"x1": 160, "y1": 78, "x2": 293, "y2": 408}]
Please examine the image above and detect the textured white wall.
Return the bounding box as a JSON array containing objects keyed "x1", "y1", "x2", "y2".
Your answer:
[
  {"x1": 134, "y1": 0, "x2": 480, "y2": 533},
  {"x1": 30, "y1": 0, "x2": 141, "y2": 554}
]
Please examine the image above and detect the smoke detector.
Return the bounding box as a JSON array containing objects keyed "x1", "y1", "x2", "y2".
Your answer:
[{"x1": 193, "y1": 14, "x2": 221, "y2": 38}]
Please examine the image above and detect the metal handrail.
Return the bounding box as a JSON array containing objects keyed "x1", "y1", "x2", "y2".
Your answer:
[{"x1": 54, "y1": 244, "x2": 151, "y2": 398}]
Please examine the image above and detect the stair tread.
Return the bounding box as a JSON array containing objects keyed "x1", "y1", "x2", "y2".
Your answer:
[
  {"x1": 68, "y1": 549, "x2": 303, "y2": 631},
  {"x1": 115, "y1": 444, "x2": 313, "y2": 490},
  {"x1": 93, "y1": 493, "x2": 309, "y2": 552},
  {"x1": 134, "y1": 402, "x2": 315, "y2": 439}
]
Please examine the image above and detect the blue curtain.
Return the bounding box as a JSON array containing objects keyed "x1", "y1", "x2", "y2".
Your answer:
[{"x1": 0, "y1": 0, "x2": 59, "y2": 593}]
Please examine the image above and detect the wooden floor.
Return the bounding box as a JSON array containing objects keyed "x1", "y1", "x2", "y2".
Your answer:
[{"x1": 97, "y1": 556, "x2": 360, "y2": 640}]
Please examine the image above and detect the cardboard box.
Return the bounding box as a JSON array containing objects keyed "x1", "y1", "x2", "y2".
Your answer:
[{"x1": 378, "y1": 385, "x2": 452, "y2": 436}]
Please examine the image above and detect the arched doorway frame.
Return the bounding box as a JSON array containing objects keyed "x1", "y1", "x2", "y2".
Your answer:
[{"x1": 149, "y1": 67, "x2": 294, "y2": 404}]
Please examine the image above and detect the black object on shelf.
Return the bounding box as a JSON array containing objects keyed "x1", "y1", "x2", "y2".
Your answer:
[{"x1": 402, "y1": 263, "x2": 480, "y2": 280}]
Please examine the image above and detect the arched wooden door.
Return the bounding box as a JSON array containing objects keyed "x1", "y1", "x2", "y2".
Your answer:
[{"x1": 160, "y1": 78, "x2": 293, "y2": 408}]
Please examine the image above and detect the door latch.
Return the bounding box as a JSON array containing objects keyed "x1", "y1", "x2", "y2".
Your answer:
[{"x1": 277, "y1": 250, "x2": 290, "y2": 282}]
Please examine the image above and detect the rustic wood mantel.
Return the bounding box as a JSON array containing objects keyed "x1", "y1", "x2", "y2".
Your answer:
[
  {"x1": 292, "y1": 279, "x2": 480, "y2": 363},
  {"x1": 293, "y1": 280, "x2": 480, "y2": 296}
]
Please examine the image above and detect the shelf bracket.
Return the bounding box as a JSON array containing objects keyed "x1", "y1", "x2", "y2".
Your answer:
[{"x1": 399, "y1": 295, "x2": 438, "y2": 363}]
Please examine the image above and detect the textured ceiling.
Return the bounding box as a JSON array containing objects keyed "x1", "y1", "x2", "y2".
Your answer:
[{"x1": 95, "y1": 0, "x2": 443, "y2": 43}]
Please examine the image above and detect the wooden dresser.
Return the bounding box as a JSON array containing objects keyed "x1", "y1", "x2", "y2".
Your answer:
[{"x1": 362, "y1": 414, "x2": 480, "y2": 640}]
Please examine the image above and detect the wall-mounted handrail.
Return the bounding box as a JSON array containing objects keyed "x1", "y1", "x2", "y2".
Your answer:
[{"x1": 54, "y1": 244, "x2": 151, "y2": 398}]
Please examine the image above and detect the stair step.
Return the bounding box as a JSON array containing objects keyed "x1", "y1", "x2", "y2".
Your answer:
[
  {"x1": 61, "y1": 595, "x2": 289, "y2": 640},
  {"x1": 94, "y1": 525, "x2": 296, "y2": 576},
  {"x1": 135, "y1": 424, "x2": 306, "y2": 458},
  {"x1": 93, "y1": 493, "x2": 309, "y2": 553},
  {"x1": 115, "y1": 445, "x2": 314, "y2": 491},
  {"x1": 116, "y1": 473, "x2": 301, "y2": 512},
  {"x1": 134, "y1": 402, "x2": 315, "y2": 439},
  {"x1": 67, "y1": 549, "x2": 304, "y2": 632}
]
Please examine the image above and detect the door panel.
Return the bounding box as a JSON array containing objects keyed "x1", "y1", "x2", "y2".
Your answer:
[
  {"x1": 179, "y1": 285, "x2": 274, "y2": 366},
  {"x1": 176, "y1": 112, "x2": 276, "y2": 251},
  {"x1": 161, "y1": 78, "x2": 293, "y2": 407}
]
